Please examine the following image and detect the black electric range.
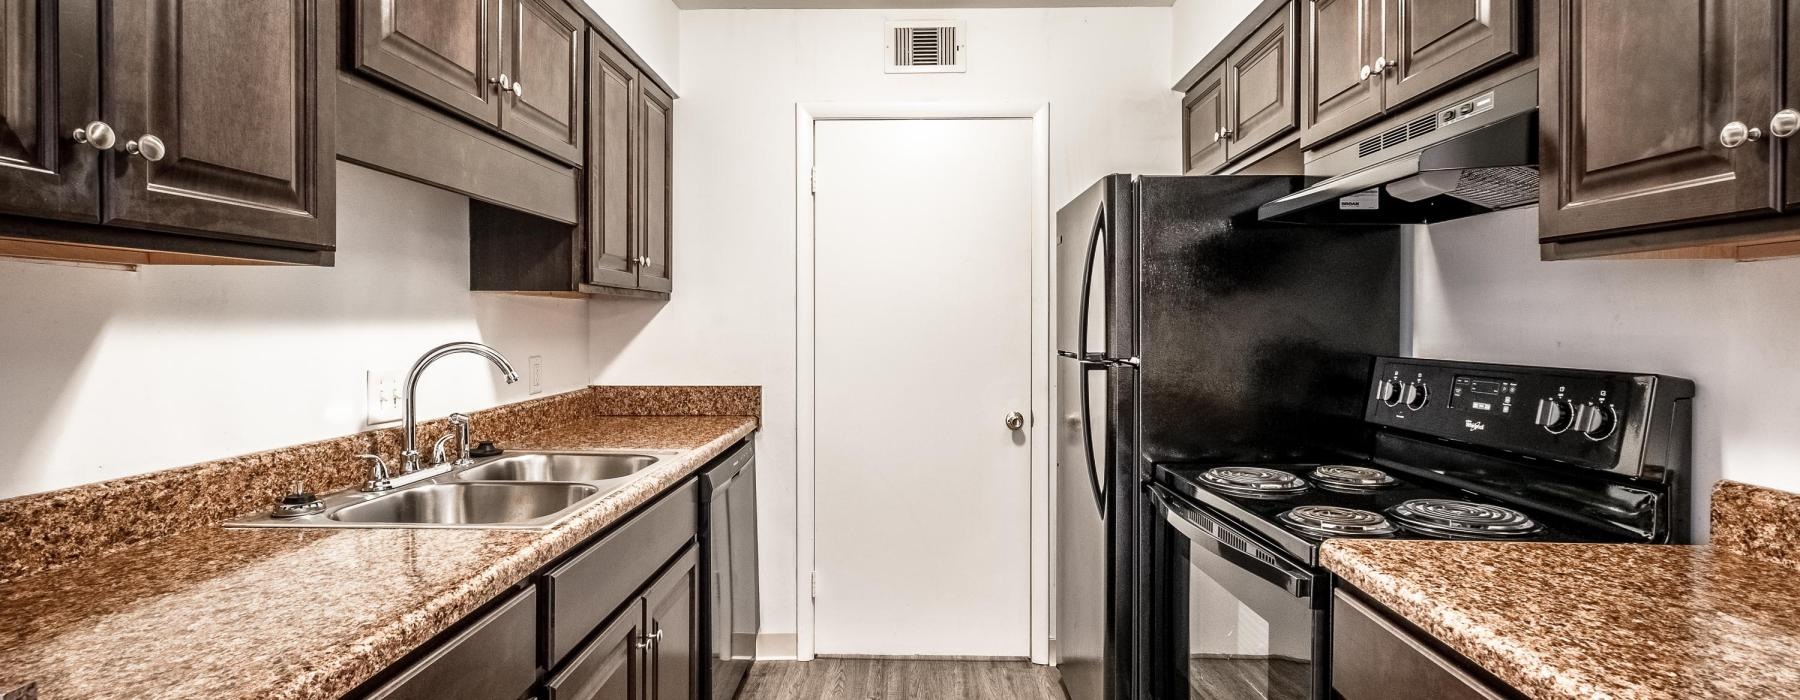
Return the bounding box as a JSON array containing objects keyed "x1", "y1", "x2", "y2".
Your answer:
[{"x1": 1140, "y1": 357, "x2": 1695, "y2": 700}]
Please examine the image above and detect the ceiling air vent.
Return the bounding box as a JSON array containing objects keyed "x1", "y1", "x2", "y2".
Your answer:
[{"x1": 886, "y1": 21, "x2": 966, "y2": 74}]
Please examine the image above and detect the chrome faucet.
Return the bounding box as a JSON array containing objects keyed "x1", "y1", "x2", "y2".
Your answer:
[{"x1": 401, "y1": 342, "x2": 520, "y2": 473}]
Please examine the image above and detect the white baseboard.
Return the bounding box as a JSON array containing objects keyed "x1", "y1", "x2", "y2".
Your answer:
[{"x1": 754, "y1": 632, "x2": 800, "y2": 660}]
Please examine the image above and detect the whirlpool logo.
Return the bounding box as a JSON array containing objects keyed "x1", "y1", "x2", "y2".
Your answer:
[{"x1": 1464, "y1": 419, "x2": 1487, "y2": 432}]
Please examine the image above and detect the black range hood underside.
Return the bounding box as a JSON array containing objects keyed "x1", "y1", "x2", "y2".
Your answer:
[{"x1": 1257, "y1": 111, "x2": 1539, "y2": 226}]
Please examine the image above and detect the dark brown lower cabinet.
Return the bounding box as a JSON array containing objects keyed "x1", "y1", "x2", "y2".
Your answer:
[
  {"x1": 1332, "y1": 588, "x2": 1515, "y2": 700},
  {"x1": 342, "y1": 468, "x2": 727, "y2": 700},
  {"x1": 646, "y1": 549, "x2": 699, "y2": 700},
  {"x1": 548, "y1": 600, "x2": 646, "y2": 700}
]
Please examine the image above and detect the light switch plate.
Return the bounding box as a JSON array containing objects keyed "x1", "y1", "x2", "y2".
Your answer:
[
  {"x1": 366, "y1": 369, "x2": 403, "y2": 425},
  {"x1": 528, "y1": 356, "x2": 544, "y2": 395}
]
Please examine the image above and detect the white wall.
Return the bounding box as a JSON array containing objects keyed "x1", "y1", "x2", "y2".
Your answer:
[
  {"x1": 1169, "y1": 0, "x2": 1263, "y2": 85},
  {"x1": 0, "y1": 163, "x2": 591, "y2": 499},
  {"x1": 580, "y1": 0, "x2": 683, "y2": 89},
  {"x1": 588, "y1": 6, "x2": 1179, "y2": 649},
  {"x1": 1413, "y1": 208, "x2": 1800, "y2": 539}
]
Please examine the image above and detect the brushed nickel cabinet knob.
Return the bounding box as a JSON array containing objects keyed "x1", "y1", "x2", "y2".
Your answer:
[
  {"x1": 1721, "y1": 121, "x2": 1763, "y2": 148},
  {"x1": 125, "y1": 134, "x2": 166, "y2": 161},
  {"x1": 72, "y1": 121, "x2": 116, "y2": 150},
  {"x1": 1771, "y1": 109, "x2": 1800, "y2": 139}
]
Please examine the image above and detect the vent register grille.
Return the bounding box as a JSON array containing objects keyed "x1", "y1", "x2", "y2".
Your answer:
[
  {"x1": 1359, "y1": 114, "x2": 1440, "y2": 157},
  {"x1": 886, "y1": 22, "x2": 966, "y2": 73}
]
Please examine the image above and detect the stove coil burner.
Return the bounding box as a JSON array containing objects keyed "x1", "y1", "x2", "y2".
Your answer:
[
  {"x1": 1197, "y1": 466, "x2": 1308, "y2": 497},
  {"x1": 1310, "y1": 464, "x2": 1398, "y2": 491},
  {"x1": 1387, "y1": 499, "x2": 1542, "y2": 539},
  {"x1": 1277, "y1": 505, "x2": 1397, "y2": 539}
]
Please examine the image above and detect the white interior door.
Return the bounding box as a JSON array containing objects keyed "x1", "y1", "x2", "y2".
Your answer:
[{"x1": 812, "y1": 118, "x2": 1035, "y2": 657}]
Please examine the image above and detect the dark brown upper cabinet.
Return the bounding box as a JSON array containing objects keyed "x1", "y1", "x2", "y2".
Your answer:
[
  {"x1": 1539, "y1": 0, "x2": 1778, "y2": 241},
  {"x1": 499, "y1": 0, "x2": 585, "y2": 164},
  {"x1": 636, "y1": 80, "x2": 674, "y2": 294},
  {"x1": 1302, "y1": 0, "x2": 1384, "y2": 145},
  {"x1": 0, "y1": 0, "x2": 335, "y2": 265},
  {"x1": 1225, "y1": 4, "x2": 1300, "y2": 159},
  {"x1": 1182, "y1": 67, "x2": 1229, "y2": 174},
  {"x1": 1177, "y1": 1, "x2": 1298, "y2": 175},
  {"x1": 104, "y1": 0, "x2": 336, "y2": 249},
  {"x1": 0, "y1": 0, "x2": 101, "y2": 224},
  {"x1": 585, "y1": 32, "x2": 639, "y2": 290},
  {"x1": 1301, "y1": 0, "x2": 1522, "y2": 148},
  {"x1": 1382, "y1": 0, "x2": 1523, "y2": 107},
  {"x1": 352, "y1": 0, "x2": 502, "y2": 127}
]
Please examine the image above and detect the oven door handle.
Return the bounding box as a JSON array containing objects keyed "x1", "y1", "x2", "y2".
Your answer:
[{"x1": 1150, "y1": 484, "x2": 1313, "y2": 598}]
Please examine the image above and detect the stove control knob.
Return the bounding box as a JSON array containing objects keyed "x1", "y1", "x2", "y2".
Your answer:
[
  {"x1": 1375, "y1": 379, "x2": 1404, "y2": 406},
  {"x1": 1402, "y1": 382, "x2": 1429, "y2": 410},
  {"x1": 1535, "y1": 398, "x2": 1575, "y2": 434},
  {"x1": 1573, "y1": 403, "x2": 1618, "y2": 441}
]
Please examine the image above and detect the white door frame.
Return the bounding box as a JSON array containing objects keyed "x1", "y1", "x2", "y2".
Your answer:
[{"x1": 795, "y1": 102, "x2": 1053, "y2": 664}]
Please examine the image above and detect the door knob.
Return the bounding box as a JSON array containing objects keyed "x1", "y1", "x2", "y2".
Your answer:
[
  {"x1": 491, "y1": 73, "x2": 512, "y2": 91},
  {"x1": 1374, "y1": 56, "x2": 1392, "y2": 74},
  {"x1": 510, "y1": 81, "x2": 525, "y2": 98},
  {"x1": 1358, "y1": 64, "x2": 1373, "y2": 81},
  {"x1": 125, "y1": 135, "x2": 165, "y2": 162},
  {"x1": 1005, "y1": 412, "x2": 1026, "y2": 430},
  {"x1": 1772, "y1": 109, "x2": 1800, "y2": 139},
  {"x1": 72, "y1": 121, "x2": 116, "y2": 150},
  {"x1": 1721, "y1": 121, "x2": 1763, "y2": 148}
]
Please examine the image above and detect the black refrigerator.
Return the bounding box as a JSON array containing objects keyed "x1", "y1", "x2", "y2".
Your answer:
[{"x1": 1053, "y1": 176, "x2": 1401, "y2": 700}]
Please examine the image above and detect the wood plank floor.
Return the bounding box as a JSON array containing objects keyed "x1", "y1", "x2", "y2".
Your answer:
[{"x1": 735, "y1": 658, "x2": 1067, "y2": 700}]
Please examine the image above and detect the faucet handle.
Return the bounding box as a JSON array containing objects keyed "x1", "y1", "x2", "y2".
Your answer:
[
  {"x1": 357, "y1": 454, "x2": 393, "y2": 492},
  {"x1": 431, "y1": 431, "x2": 458, "y2": 467}
]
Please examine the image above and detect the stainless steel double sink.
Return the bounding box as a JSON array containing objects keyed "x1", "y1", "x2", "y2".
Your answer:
[{"x1": 226, "y1": 451, "x2": 676, "y2": 530}]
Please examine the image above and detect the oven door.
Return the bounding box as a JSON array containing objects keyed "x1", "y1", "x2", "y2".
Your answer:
[{"x1": 1148, "y1": 484, "x2": 1322, "y2": 700}]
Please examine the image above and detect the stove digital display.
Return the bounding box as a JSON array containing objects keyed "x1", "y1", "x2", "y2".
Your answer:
[{"x1": 1450, "y1": 375, "x2": 1518, "y2": 416}]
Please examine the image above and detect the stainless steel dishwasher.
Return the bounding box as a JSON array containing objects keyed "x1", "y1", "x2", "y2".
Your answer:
[{"x1": 700, "y1": 440, "x2": 759, "y2": 700}]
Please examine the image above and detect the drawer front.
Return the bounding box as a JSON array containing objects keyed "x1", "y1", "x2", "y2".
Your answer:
[
  {"x1": 547, "y1": 481, "x2": 699, "y2": 663},
  {"x1": 366, "y1": 587, "x2": 539, "y2": 700},
  {"x1": 1331, "y1": 589, "x2": 1507, "y2": 700}
]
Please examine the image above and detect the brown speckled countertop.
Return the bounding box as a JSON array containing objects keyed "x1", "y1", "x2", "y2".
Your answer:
[
  {"x1": 0, "y1": 413, "x2": 756, "y2": 700},
  {"x1": 1323, "y1": 481, "x2": 1800, "y2": 700}
]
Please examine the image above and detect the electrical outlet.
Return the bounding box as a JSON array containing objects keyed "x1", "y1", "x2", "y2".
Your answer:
[
  {"x1": 366, "y1": 369, "x2": 403, "y2": 425},
  {"x1": 528, "y1": 356, "x2": 544, "y2": 395}
]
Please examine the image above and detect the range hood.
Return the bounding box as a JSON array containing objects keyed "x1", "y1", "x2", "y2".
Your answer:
[{"x1": 1259, "y1": 72, "x2": 1538, "y2": 226}]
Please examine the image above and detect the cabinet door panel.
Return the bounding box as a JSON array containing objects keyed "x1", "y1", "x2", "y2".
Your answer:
[
  {"x1": 1787, "y1": 0, "x2": 1800, "y2": 208},
  {"x1": 1226, "y1": 3, "x2": 1299, "y2": 158},
  {"x1": 637, "y1": 80, "x2": 673, "y2": 293},
  {"x1": 646, "y1": 548, "x2": 698, "y2": 700},
  {"x1": 1183, "y1": 69, "x2": 1228, "y2": 174},
  {"x1": 1383, "y1": 0, "x2": 1522, "y2": 107},
  {"x1": 587, "y1": 34, "x2": 638, "y2": 289},
  {"x1": 1303, "y1": 0, "x2": 1384, "y2": 146},
  {"x1": 546, "y1": 601, "x2": 645, "y2": 700},
  {"x1": 105, "y1": 0, "x2": 334, "y2": 248},
  {"x1": 354, "y1": 0, "x2": 500, "y2": 126},
  {"x1": 1540, "y1": 0, "x2": 1776, "y2": 238},
  {"x1": 0, "y1": 0, "x2": 100, "y2": 222},
  {"x1": 501, "y1": 0, "x2": 582, "y2": 163}
]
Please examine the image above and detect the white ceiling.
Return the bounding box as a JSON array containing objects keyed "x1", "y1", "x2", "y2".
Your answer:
[{"x1": 674, "y1": 0, "x2": 1172, "y2": 9}]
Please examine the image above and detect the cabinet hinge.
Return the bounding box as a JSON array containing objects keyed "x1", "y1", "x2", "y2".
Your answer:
[
  {"x1": 810, "y1": 167, "x2": 818, "y2": 195},
  {"x1": 810, "y1": 571, "x2": 818, "y2": 599}
]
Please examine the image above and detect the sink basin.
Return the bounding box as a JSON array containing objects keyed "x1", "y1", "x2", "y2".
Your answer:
[
  {"x1": 329, "y1": 482, "x2": 598, "y2": 525},
  {"x1": 459, "y1": 452, "x2": 660, "y2": 482}
]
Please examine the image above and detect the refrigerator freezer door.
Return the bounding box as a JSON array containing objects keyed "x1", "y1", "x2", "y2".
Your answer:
[{"x1": 1055, "y1": 178, "x2": 1110, "y2": 700}]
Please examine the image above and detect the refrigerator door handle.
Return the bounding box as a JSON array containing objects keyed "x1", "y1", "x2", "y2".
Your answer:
[{"x1": 1076, "y1": 204, "x2": 1109, "y2": 519}]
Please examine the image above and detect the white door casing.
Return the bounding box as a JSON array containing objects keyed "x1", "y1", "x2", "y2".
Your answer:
[{"x1": 795, "y1": 103, "x2": 1052, "y2": 662}]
